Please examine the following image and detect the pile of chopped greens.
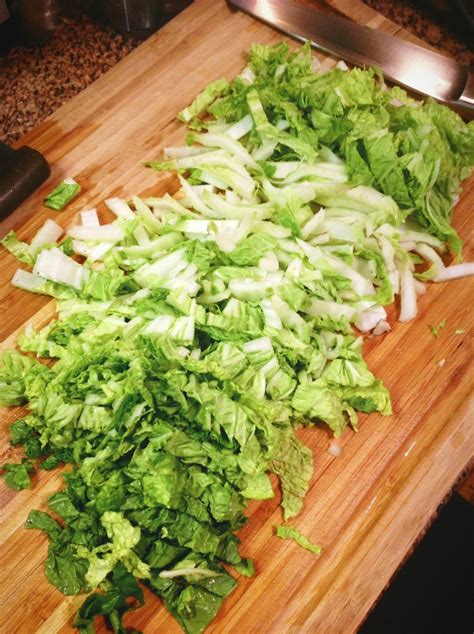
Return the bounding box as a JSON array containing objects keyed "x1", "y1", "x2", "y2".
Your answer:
[{"x1": 1, "y1": 43, "x2": 473, "y2": 634}]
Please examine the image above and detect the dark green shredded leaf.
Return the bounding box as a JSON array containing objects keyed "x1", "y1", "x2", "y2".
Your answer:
[
  {"x1": 74, "y1": 563, "x2": 144, "y2": 634},
  {"x1": 25, "y1": 509, "x2": 62, "y2": 539},
  {"x1": 275, "y1": 524, "x2": 322, "y2": 554},
  {"x1": 1, "y1": 459, "x2": 34, "y2": 490}
]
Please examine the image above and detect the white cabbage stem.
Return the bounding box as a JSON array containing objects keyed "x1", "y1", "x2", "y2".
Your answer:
[
  {"x1": 413, "y1": 279, "x2": 427, "y2": 296},
  {"x1": 398, "y1": 257, "x2": 417, "y2": 323},
  {"x1": 372, "y1": 320, "x2": 391, "y2": 336},
  {"x1": 29, "y1": 219, "x2": 63, "y2": 254},
  {"x1": 434, "y1": 263, "x2": 474, "y2": 282}
]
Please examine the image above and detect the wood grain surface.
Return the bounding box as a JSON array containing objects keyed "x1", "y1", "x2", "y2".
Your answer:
[{"x1": 1, "y1": 1, "x2": 473, "y2": 633}]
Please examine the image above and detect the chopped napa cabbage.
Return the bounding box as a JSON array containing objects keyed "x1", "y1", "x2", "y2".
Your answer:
[
  {"x1": 2, "y1": 39, "x2": 473, "y2": 634},
  {"x1": 44, "y1": 177, "x2": 81, "y2": 210}
]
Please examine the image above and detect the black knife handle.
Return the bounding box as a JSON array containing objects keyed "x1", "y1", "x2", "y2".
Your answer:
[{"x1": 0, "y1": 143, "x2": 51, "y2": 220}]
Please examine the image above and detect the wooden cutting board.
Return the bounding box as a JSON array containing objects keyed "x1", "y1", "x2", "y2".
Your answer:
[{"x1": 1, "y1": 1, "x2": 473, "y2": 632}]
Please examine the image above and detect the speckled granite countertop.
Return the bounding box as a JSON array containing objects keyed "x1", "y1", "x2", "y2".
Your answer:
[
  {"x1": 0, "y1": 0, "x2": 472, "y2": 145},
  {"x1": 0, "y1": 14, "x2": 139, "y2": 144},
  {"x1": 364, "y1": 0, "x2": 472, "y2": 66}
]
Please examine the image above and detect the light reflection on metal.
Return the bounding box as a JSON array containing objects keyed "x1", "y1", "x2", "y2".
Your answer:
[{"x1": 255, "y1": 0, "x2": 275, "y2": 23}]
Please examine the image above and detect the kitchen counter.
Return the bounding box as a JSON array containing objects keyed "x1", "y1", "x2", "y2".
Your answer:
[
  {"x1": 364, "y1": 0, "x2": 472, "y2": 66},
  {"x1": 0, "y1": 0, "x2": 472, "y2": 145},
  {"x1": 0, "y1": 14, "x2": 139, "y2": 145}
]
